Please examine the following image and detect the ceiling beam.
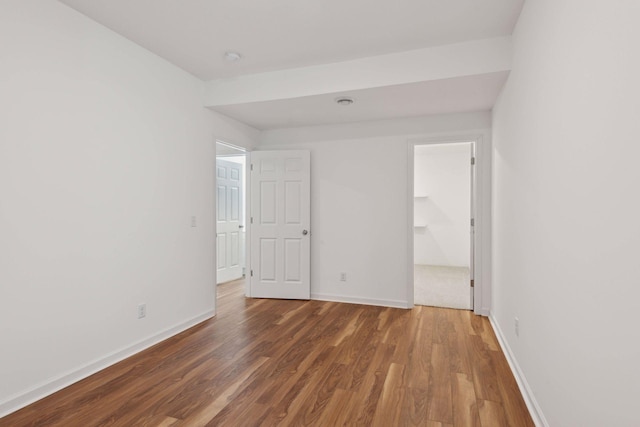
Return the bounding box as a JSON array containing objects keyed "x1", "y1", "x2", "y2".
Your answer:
[{"x1": 204, "y1": 37, "x2": 512, "y2": 107}]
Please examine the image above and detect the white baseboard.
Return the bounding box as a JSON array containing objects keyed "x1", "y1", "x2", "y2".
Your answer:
[
  {"x1": 488, "y1": 313, "x2": 549, "y2": 427},
  {"x1": 311, "y1": 293, "x2": 410, "y2": 309},
  {"x1": 0, "y1": 310, "x2": 215, "y2": 418},
  {"x1": 474, "y1": 307, "x2": 490, "y2": 316}
]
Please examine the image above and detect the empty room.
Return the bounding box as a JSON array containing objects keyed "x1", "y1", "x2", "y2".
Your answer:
[{"x1": 1, "y1": 1, "x2": 639, "y2": 426}]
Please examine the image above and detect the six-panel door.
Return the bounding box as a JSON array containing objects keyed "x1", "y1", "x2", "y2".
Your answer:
[{"x1": 250, "y1": 151, "x2": 310, "y2": 299}]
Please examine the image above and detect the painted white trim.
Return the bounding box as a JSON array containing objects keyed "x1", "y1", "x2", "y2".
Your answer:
[
  {"x1": 311, "y1": 293, "x2": 410, "y2": 309},
  {"x1": 475, "y1": 307, "x2": 490, "y2": 316},
  {"x1": 407, "y1": 134, "x2": 490, "y2": 315},
  {"x1": 215, "y1": 139, "x2": 247, "y2": 153},
  {"x1": 245, "y1": 150, "x2": 252, "y2": 298},
  {"x1": 0, "y1": 311, "x2": 215, "y2": 418},
  {"x1": 489, "y1": 313, "x2": 549, "y2": 427},
  {"x1": 406, "y1": 142, "x2": 416, "y2": 308}
]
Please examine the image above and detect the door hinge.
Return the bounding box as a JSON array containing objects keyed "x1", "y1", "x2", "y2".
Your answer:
[
  {"x1": 250, "y1": 270, "x2": 253, "y2": 277},
  {"x1": 471, "y1": 157, "x2": 476, "y2": 165},
  {"x1": 250, "y1": 217, "x2": 253, "y2": 224},
  {"x1": 250, "y1": 164, "x2": 254, "y2": 171},
  {"x1": 470, "y1": 279, "x2": 475, "y2": 288},
  {"x1": 471, "y1": 218, "x2": 475, "y2": 227}
]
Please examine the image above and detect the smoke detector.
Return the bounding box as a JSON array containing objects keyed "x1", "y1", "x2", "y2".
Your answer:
[{"x1": 224, "y1": 51, "x2": 242, "y2": 62}]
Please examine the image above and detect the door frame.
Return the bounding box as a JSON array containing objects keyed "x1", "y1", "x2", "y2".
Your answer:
[
  {"x1": 214, "y1": 140, "x2": 251, "y2": 299},
  {"x1": 215, "y1": 157, "x2": 245, "y2": 284},
  {"x1": 407, "y1": 134, "x2": 490, "y2": 315}
]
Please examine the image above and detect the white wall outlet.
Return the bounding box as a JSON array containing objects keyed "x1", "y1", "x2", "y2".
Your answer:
[
  {"x1": 191, "y1": 216, "x2": 197, "y2": 227},
  {"x1": 514, "y1": 317, "x2": 519, "y2": 337},
  {"x1": 138, "y1": 303, "x2": 146, "y2": 319},
  {"x1": 340, "y1": 272, "x2": 347, "y2": 281}
]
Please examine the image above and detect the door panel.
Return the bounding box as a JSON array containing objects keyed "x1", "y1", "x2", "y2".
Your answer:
[
  {"x1": 217, "y1": 233, "x2": 226, "y2": 270},
  {"x1": 284, "y1": 239, "x2": 302, "y2": 281},
  {"x1": 250, "y1": 151, "x2": 310, "y2": 299}
]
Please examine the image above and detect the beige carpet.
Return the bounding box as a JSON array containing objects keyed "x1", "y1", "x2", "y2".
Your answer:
[{"x1": 414, "y1": 264, "x2": 472, "y2": 310}]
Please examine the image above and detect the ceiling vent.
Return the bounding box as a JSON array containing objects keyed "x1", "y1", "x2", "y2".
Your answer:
[{"x1": 335, "y1": 97, "x2": 354, "y2": 106}]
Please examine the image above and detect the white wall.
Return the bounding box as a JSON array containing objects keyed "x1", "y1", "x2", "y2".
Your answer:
[
  {"x1": 0, "y1": 0, "x2": 258, "y2": 416},
  {"x1": 491, "y1": 1, "x2": 640, "y2": 426},
  {"x1": 259, "y1": 113, "x2": 491, "y2": 309},
  {"x1": 414, "y1": 143, "x2": 471, "y2": 267}
]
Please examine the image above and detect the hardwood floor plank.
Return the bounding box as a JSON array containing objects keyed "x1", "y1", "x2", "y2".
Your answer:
[
  {"x1": 161, "y1": 342, "x2": 271, "y2": 420},
  {"x1": 402, "y1": 386, "x2": 429, "y2": 426},
  {"x1": 371, "y1": 362, "x2": 406, "y2": 427},
  {"x1": 313, "y1": 389, "x2": 355, "y2": 426},
  {"x1": 256, "y1": 345, "x2": 337, "y2": 425},
  {"x1": 0, "y1": 279, "x2": 534, "y2": 426},
  {"x1": 336, "y1": 306, "x2": 384, "y2": 366},
  {"x1": 405, "y1": 319, "x2": 432, "y2": 390},
  {"x1": 347, "y1": 342, "x2": 396, "y2": 426},
  {"x1": 489, "y1": 350, "x2": 536, "y2": 427},
  {"x1": 470, "y1": 313, "x2": 500, "y2": 351},
  {"x1": 335, "y1": 306, "x2": 386, "y2": 393},
  {"x1": 286, "y1": 362, "x2": 347, "y2": 425},
  {"x1": 391, "y1": 309, "x2": 418, "y2": 364},
  {"x1": 274, "y1": 306, "x2": 385, "y2": 425},
  {"x1": 255, "y1": 303, "x2": 351, "y2": 404},
  {"x1": 157, "y1": 416, "x2": 182, "y2": 426},
  {"x1": 468, "y1": 335, "x2": 502, "y2": 403},
  {"x1": 274, "y1": 300, "x2": 312, "y2": 325},
  {"x1": 451, "y1": 372, "x2": 480, "y2": 427},
  {"x1": 330, "y1": 307, "x2": 362, "y2": 346},
  {"x1": 477, "y1": 399, "x2": 509, "y2": 427},
  {"x1": 447, "y1": 310, "x2": 473, "y2": 375},
  {"x1": 401, "y1": 309, "x2": 432, "y2": 425},
  {"x1": 433, "y1": 308, "x2": 455, "y2": 346},
  {"x1": 184, "y1": 356, "x2": 269, "y2": 426},
  {"x1": 427, "y1": 343, "x2": 453, "y2": 424}
]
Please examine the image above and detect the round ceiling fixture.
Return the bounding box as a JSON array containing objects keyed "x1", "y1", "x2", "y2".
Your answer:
[
  {"x1": 224, "y1": 51, "x2": 242, "y2": 62},
  {"x1": 335, "y1": 97, "x2": 355, "y2": 106}
]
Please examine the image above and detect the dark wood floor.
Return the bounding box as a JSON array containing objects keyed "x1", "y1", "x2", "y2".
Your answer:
[{"x1": 1, "y1": 279, "x2": 534, "y2": 426}]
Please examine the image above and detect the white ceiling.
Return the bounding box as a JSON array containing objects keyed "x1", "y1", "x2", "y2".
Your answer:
[{"x1": 57, "y1": 0, "x2": 524, "y2": 130}]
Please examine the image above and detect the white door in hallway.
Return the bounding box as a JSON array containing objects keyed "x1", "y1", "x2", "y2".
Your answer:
[
  {"x1": 250, "y1": 151, "x2": 310, "y2": 299},
  {"x1": 216, "y1": 158, "x2": 244, "y2": 284}
]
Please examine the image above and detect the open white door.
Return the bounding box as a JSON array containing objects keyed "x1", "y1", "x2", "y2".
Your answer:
[
  {"x1": 250, "y1": 151, "x2": 310, "y2": 299},
  {"x1": 216, "y1": 158, "x2": 244, "y2": 284}
]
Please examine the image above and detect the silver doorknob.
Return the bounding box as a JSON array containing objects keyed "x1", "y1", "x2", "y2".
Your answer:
[{"x1": 302, "y1": 229, "x2": 308, "y2": 235}]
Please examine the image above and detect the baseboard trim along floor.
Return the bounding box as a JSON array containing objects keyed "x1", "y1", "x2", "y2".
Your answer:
[
  {"x1": 489, "y1": 313, "x2": 548, "y2": 427},
  {"x1": 0, "y1": 310, "x2": 215, "y2": 418}
]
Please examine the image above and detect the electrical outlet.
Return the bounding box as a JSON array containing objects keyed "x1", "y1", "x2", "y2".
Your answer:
[
  {"x1": 191, "y1": 216, "x2": 197, "y2": 227},
  {"x1": 340, "y1": 273, "x2": 347, "y2": 281},
  {"x1": 138, "y1": 304, "x2": 146, "y2": 319},
  {"x1": 514, "y1": 317, "x2": 519, "y2": 337}
]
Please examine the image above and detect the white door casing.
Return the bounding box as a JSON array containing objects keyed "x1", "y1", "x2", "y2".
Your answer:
[
  {"x1": 408, "y1": 134, "x2": 490, "y2": 315},
  {"x1": 250, "y1": 151, "x2": 310, "y2": 299},
  {"x1": 469, "y1": 142, "x2": 476, "y2": 308},
  {"x1": 216, "y1": 158, "x2": 244, "y2": 284}
]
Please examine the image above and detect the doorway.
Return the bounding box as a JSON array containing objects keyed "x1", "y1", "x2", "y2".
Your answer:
[
  {"x1": 215, "y1": 141, "x2": 247, "y2": 290},
  {"x1": 214, "y1": 146, "x2": 312, "y2": 308},
  {"x1": 412, "y1": 141, "x2": 475, "y2": 310}
]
